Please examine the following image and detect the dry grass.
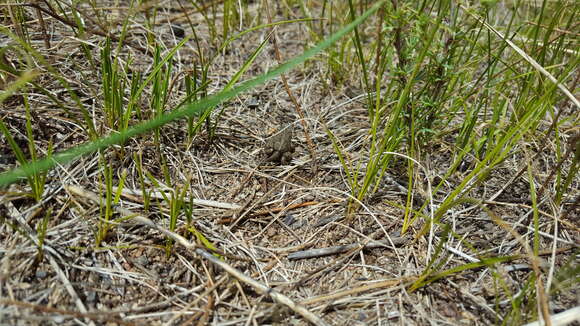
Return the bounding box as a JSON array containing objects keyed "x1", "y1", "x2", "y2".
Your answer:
[{"x1": 1, "y1": 1, "x2": 578, "y2": 325}]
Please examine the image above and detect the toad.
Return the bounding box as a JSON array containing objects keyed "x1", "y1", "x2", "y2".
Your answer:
[{"x1": 264, "y1": 127, "x2": 295, "y2": 165}]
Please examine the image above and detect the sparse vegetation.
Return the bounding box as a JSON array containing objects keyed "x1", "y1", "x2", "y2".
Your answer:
[{"x1": 0, "y1": 1, "x2": 578, "y2": 325}]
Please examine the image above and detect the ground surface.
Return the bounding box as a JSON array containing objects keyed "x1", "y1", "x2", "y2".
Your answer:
[{"x1": 0, "y1": 1, "x2": 578, "y2": 326}]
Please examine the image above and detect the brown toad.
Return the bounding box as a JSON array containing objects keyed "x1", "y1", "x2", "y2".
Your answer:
[{"x1": 264, "y1": 127, "x2": 295, "y2": 165}]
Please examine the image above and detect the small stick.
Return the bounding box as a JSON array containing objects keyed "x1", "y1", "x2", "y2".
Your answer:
[
  {"x1": 288, "y1": 237, "x2": 408, "y2": 260},
  {"x1": 300, "y1": 276, "x2": 414, "y2": 306},
  {"x1": 35, "y1": 7, "x2": 51, "y2": 50}
]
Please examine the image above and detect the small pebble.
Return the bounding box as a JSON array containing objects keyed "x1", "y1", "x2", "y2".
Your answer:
[
  {"x1": 246, "y1": 97, "x2": 260, "y2": 109},
  {"x1": 135, "y1": 255, "x2": 149, "y2": 266},
  {"x1": 171, "y1": 24, "x2": 185, "y2": 38},
  {"x1": 282, "y1": 214, "x2": 296, "y2": 226},
  {"x1": 86, "y1": 291, "x2": 97, "y2": 303}
]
